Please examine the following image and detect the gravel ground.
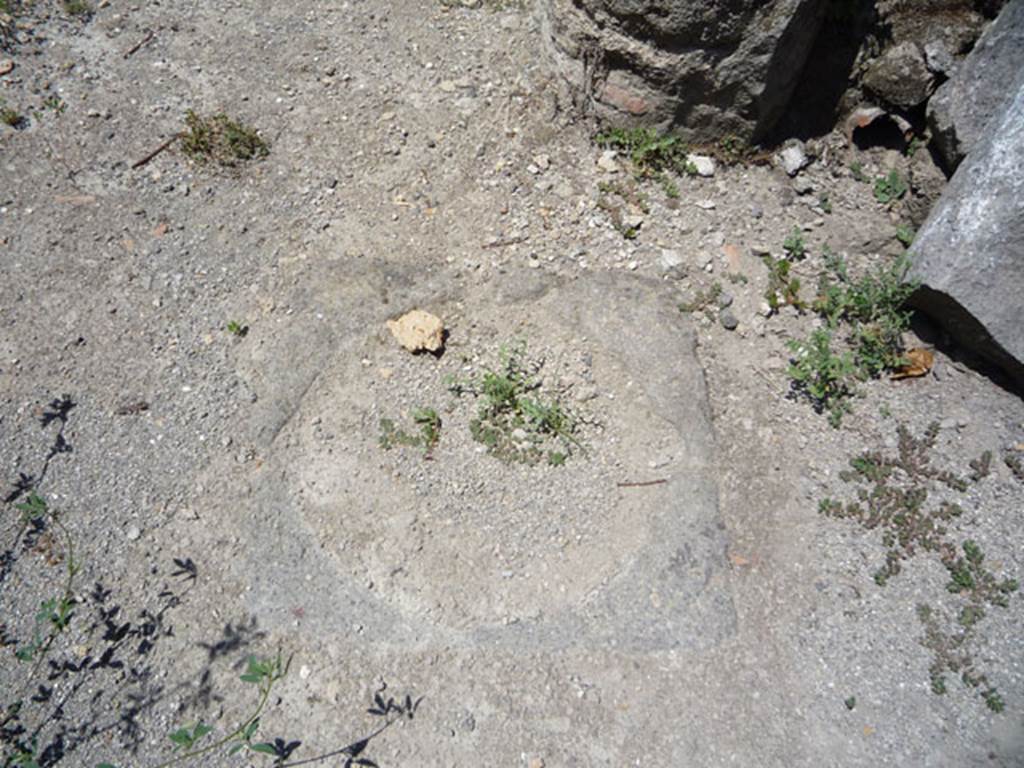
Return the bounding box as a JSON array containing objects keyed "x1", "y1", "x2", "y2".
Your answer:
[{"x1": 2, "y1": 2, "x2": 1023, "y2": 767}]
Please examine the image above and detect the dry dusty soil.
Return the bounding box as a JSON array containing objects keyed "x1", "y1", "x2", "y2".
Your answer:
[{"x1": 1, "y1": 2, "x2": 1023, "y2": 767}]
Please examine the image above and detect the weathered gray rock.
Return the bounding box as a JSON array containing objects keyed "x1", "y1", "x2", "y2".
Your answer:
[
  {"x1": 537, "y1": 0, "x2": 827, "y2": 142},
  {"x1": 862, "y1": 42, "x2": 935, "y2": 110},
  {"x1": 928, "y1": 0, "x2": 1024, "y2": 170},
  {"x1": 910, "y1": 82, "x2": 1024, "y2": 387}
]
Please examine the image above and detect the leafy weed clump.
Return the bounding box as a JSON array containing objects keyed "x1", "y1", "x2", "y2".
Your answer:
[
  {"x1": 181, "y1": 110, "x2": 269, "y2": 167},
  {"x1": 787, "y1": 250, "x2": 919, "y2": 426},
  {"x1": 814, "y1": 252, "x2": 918, "y2": 377},
  {"x1": 873, "y1": 169, "x2": 908, "y2": 205},
  {"x1": 595, "y1": 127, "x2": 696, "y2": 196},
  {"x1": 788, "y1": 330, "x2": 857, "y2": 428},
  {"x1": 821, "y1": 422, "x2": 1017, "y2": 710},
  {"x1": 595, "y1": 127, "x2": 695, "y2": 177},
  {"x1": 448, "y1": 342, "x2": 581, "y2": 465}
]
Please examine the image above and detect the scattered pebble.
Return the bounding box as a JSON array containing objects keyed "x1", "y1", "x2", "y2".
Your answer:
[
  {"x1": 719, "y1": 308, "x2": 739, "y2": 330},
  {"x1": 778, "y1": 143, "x2": 810, "y2": 176}
]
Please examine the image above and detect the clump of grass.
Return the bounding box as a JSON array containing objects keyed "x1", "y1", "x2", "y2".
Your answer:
[
  {"x1": 379, "y1": 407, "x2": 442, "y2": 456},
  {"x1": 181, "y1": 110, "x2": 269, "y2": 167},
  {"x1": 822, "y1": 422, "x2": 1017, "y2": 710},
  {"x1": 448, "y1": 342, "x2": 581, "y2": 465}
]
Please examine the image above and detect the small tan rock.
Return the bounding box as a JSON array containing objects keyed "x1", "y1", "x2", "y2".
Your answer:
[
  {"x1": 387, "y1": 309, "x2": 444, "y2": 353},
  {"x1": 0, "y1": 60, "x2": 14, "y2": 76}
]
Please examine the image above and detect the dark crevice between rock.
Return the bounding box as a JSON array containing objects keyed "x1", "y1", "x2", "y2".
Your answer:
[
  {"x1": 909, "y1": 288, "x2": 1024, "y2": 398},
  {"x1": 767, "y1": 0, "x2": 882, "y2": 142}
]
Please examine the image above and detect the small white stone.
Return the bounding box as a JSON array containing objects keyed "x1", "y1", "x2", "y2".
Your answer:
[
  {"x1": 597, "y1": 150, "x2": 621, "y2": 173},
  {"x1": 687, "y1": 153, "x2": 716, "y2": 177}
]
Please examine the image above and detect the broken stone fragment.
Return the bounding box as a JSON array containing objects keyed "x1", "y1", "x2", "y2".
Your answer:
[{"x1": 386, "y1": 309, "x2": 445, "y2": 352}]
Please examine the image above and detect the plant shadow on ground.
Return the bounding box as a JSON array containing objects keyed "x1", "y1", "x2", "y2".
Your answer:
[
  {"x1": 821, "y1": 421, "x2": 1018, "y2": 711},
  {"x1": 2, "y1": 399, "x2": 421, "y2": 768}
]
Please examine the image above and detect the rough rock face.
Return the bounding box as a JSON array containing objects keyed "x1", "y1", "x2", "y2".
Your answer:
[
  {"x1": 928, "y1": 0, "x2": 1024, "y2": 170},
  {"x1": 537, "y1": 0, "x2": 827, "y2": 142},
  {"x1": 909, "y1": 82, "x2": 1024, "y2": 387},
  {"x1": 862, "y1": 42, "x2": 935, "y2": 109}
]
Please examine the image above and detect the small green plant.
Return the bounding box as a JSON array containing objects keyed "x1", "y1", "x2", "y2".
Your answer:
[
  {"x1": 595, "y1": 127, "x2": 695, "y2": 178},
  {"x1": 596, "y1": 179, "x2": 648, "y2": 239},
  {"x1": 850, "y1": 161, "x2": 867, "y2": 183},
  {"x1": 226, "y1": 320, "x2": 248, "y2": 337},
  {"x1": 969, "y1": 451, "x2": 992, "y2": 482},
  {"x1": 379, "y1": 407, "x2": 442, "y2": 455},
  {"x1": 895, "y1": 224, "x2": 915, "y2": 247},
  {"x1": 906, "y1": 136, "x2": 923, "y2": 158},
  {"x1": 1006, "y1": 452, "x2": 1024, "y2": 482},
  {"x1": 824, "y1": 423, "x2": 1018, "y2": 710},
  {"x1": 762, "y1": 255, "x2": 805, "y2": 312},
  {"x1": 782, "y1": 227, "x2": 807, "y2": 260},
  {"x1": 818, "y1": 195, "x2": 833, "y2": 214},
  {"x1": 727, "y1": 272, "x2": 748, "y2": 285},
  {"x1": 873, "y1": 170, "x2": 908, "y2": 205},
  {"x1": 788, "y1": 329, "x2": 857, "y2": 427},
  {"x1": 448, "y1": 342, "x2": 582, "y2": 464},
  {"x1": 61, "y1": 0, "x2": 91, "y2": 16},
  {"x1": 716, "y1": 134, "x2": 751, "y2": 165},
  {"x1": 813, "y1": 253, "x2": 918, "y2": 378},
  {"x1": 679, "y1": 282, "x2": 722, "y2": 314},
  {"x1": 1, "y1": 100, "x2": 22, "y2": 128},
  {"x1": 181, "y1": 110, "x2": 269, "y2": 167},
  {"x1": 40, "y1": 95, "x2": 66, "y2": 116}
]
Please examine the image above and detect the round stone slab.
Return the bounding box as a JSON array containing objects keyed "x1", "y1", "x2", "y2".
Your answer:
[{"x1": 238, "y1": 269, "x2": 735, "y2": 652}]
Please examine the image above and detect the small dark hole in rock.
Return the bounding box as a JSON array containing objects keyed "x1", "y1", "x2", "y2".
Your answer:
[{"x1": 853, "y1": 116, "x2": 907, "y2": 151}]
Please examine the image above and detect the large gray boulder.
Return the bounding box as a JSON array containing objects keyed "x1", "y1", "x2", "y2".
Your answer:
[
  {"x1": 928, "y1": 0, "x2": 1024, "y2": 171},
  {"x1": 910, "y1": 81, "x2": 1024, "y2": 388},
  {"x1": 537, "y1": 0, "x2": 827, "y2": 142}
]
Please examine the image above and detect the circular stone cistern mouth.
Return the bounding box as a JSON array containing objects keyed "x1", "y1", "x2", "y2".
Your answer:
[{"x1": 240, "y1": 273, "x2": 738, "y2": 652}]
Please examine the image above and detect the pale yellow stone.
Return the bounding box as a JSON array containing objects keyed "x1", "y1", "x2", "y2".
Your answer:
[{"x1": 386, "y1": 309, "x2": 444, "y2": 352}]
